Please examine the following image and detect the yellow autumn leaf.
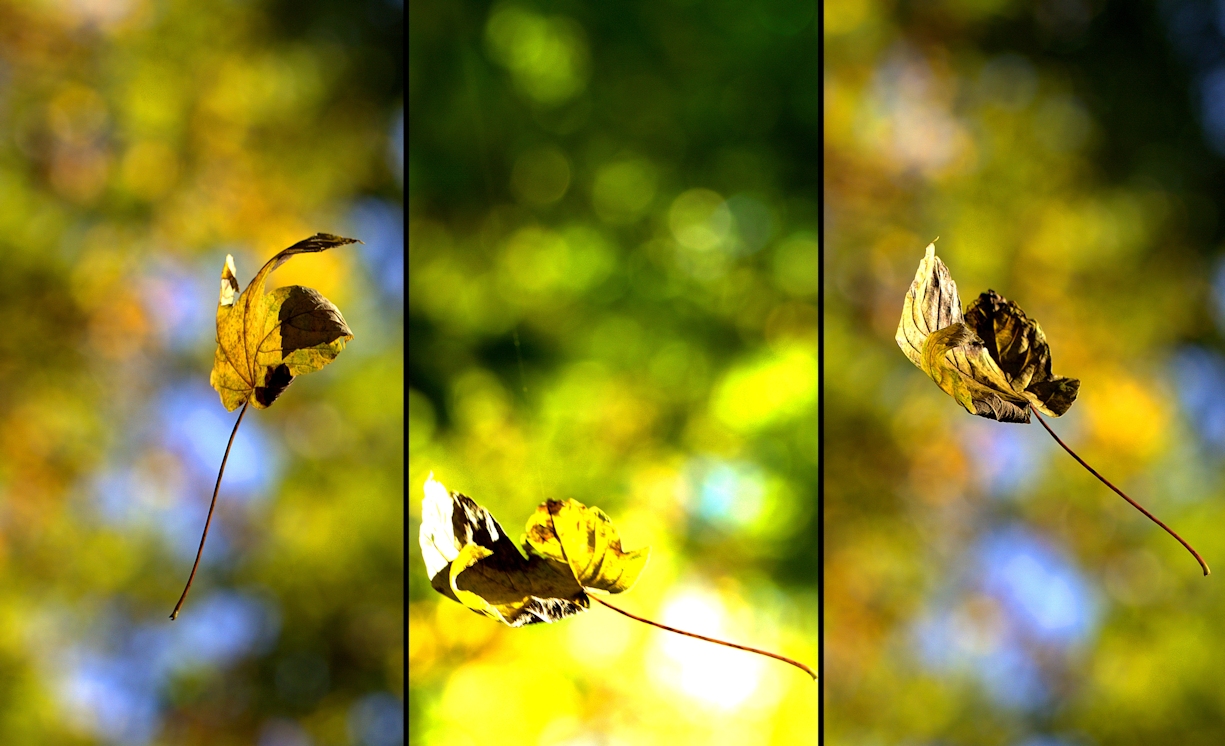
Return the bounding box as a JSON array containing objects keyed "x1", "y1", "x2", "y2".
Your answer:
[
  {"x1": 893, "y1": 241, "x2": 1209, "y2": 577},
  {"x1": 524, "y1": 498, "x2": 649, "y2": 594},
  {"x1": 896, "y1": 242, "x2": 1078, "y2": 423},
  {"x1": 210, "y1": 233, "x2": 359, "y2": 411},
  {"x1": 173, "y1": 233, "x2": 360, "y2": 621},
  {"x1": 419, "y1": 475, "x2": 645, "y2": 625},
  {"x1": 417, "y1": 475, "x2": 815, "y2": 677}
]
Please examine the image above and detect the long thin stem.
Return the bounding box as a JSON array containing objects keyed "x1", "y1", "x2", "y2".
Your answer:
[
  {"x1": 171, "y1": 400, "x2": 250, "y2": 619},
  {"x1": 591, "y1": 595, "x2": 817, "y2": 681},
  {"x1": 1030, "y1": 404, "x2": 1209, "y2": 576}
]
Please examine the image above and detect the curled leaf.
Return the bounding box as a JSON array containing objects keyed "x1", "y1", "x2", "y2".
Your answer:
[
  {"x1": 419, "y1": 474, "x2": 586, "y2": 626},
  {"x1": 418, "y1": 476, "x2": 817, "y2": 679},
  {"x1": 895, "y1": 242, "x2": 1209, "y2": 577},
  {"x1": 449, "y1": 543, "x2": 589, "y2": 626},
  {"x1": 964, "y1": 290, "x2": 1079, "y2": 416},
  {"x1": 419, "y1": 475, "x2": 648, "y2": 626},
  {"x1": 896, "y1": 242, "x2": 1079, "y2": 423},
  {"x1": 210, "y1": 233, "x2": 359, "y2": 411}
]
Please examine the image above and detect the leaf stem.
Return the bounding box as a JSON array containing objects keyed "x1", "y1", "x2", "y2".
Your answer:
[
  {"x1": 171, "y1": 400, "x2": 250, "y2": 619},
  {"x1": 591, "y1": 595, "x2": 817, "y2": 681},
  {"x1": 1029, "y1": 404, "x2": 1209, "y2": 576}
]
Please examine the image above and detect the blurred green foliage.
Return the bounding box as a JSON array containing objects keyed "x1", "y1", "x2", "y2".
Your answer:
[
  {"x1": 827, "y1": 1, "x2": 1225, "y2": 744},
  {"x1": 408, "y1": 0, "x2": 817, "y2": 743},
  {"x1": 0, "y1": 0, "x2": 402, "y2": 744}
]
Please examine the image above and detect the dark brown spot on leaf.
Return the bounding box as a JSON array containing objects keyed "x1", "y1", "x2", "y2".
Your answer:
[{"x1": 254, "y1": 364, "x2": 294, "y2": 407}]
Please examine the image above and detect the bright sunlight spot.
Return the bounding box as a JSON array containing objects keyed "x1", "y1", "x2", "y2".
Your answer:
[{"x1": 648, "y1": 590, "x2": 766, "y2": 708}]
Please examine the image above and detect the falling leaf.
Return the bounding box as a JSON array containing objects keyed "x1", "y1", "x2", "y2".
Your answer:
[
  {"x1": 210, "y1": 233, "x2": 359, "y2": 411},
  {"x1": 895, "y1": 242, "x2": 1079, "y2": 423},
  {"x1": 419, "y1": 474, "x2": 647, "y2": 626},
  {"x1": 893, "y1": 241, "x2": 1210, "y2": 575},
  {"x1": 173, "y1": 233, "x2": 360, "y2": 620},
  {"x1": 418, "y1": 474, "x2": 818, "y2": 677}
]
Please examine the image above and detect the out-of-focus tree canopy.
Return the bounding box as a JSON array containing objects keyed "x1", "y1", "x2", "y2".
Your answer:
[
  {"x1": 827, "y1": 1, "x2": 1225, "y2": 744},
  {"x1": 0, "y1": 1, "x2": 403, "y2": 744},
  {"x1": 408, "y1": 0, "x2": 816, "y2": 743}
]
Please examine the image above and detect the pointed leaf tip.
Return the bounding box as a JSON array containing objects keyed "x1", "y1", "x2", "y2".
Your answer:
[{"x1": 219, "y1": 255, "x2": 238, "y2": 307}]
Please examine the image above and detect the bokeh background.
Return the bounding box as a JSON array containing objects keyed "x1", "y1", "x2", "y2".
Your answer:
[
  {"x1": 0, "y1": 1, "x2": 403, "y2": 744},
  {"x1": 408, "y1": 1, "x2": 817, "y2": 743},
  {"x1": 826, "y1": 1, "x2": 1225, "y2": 744}
]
